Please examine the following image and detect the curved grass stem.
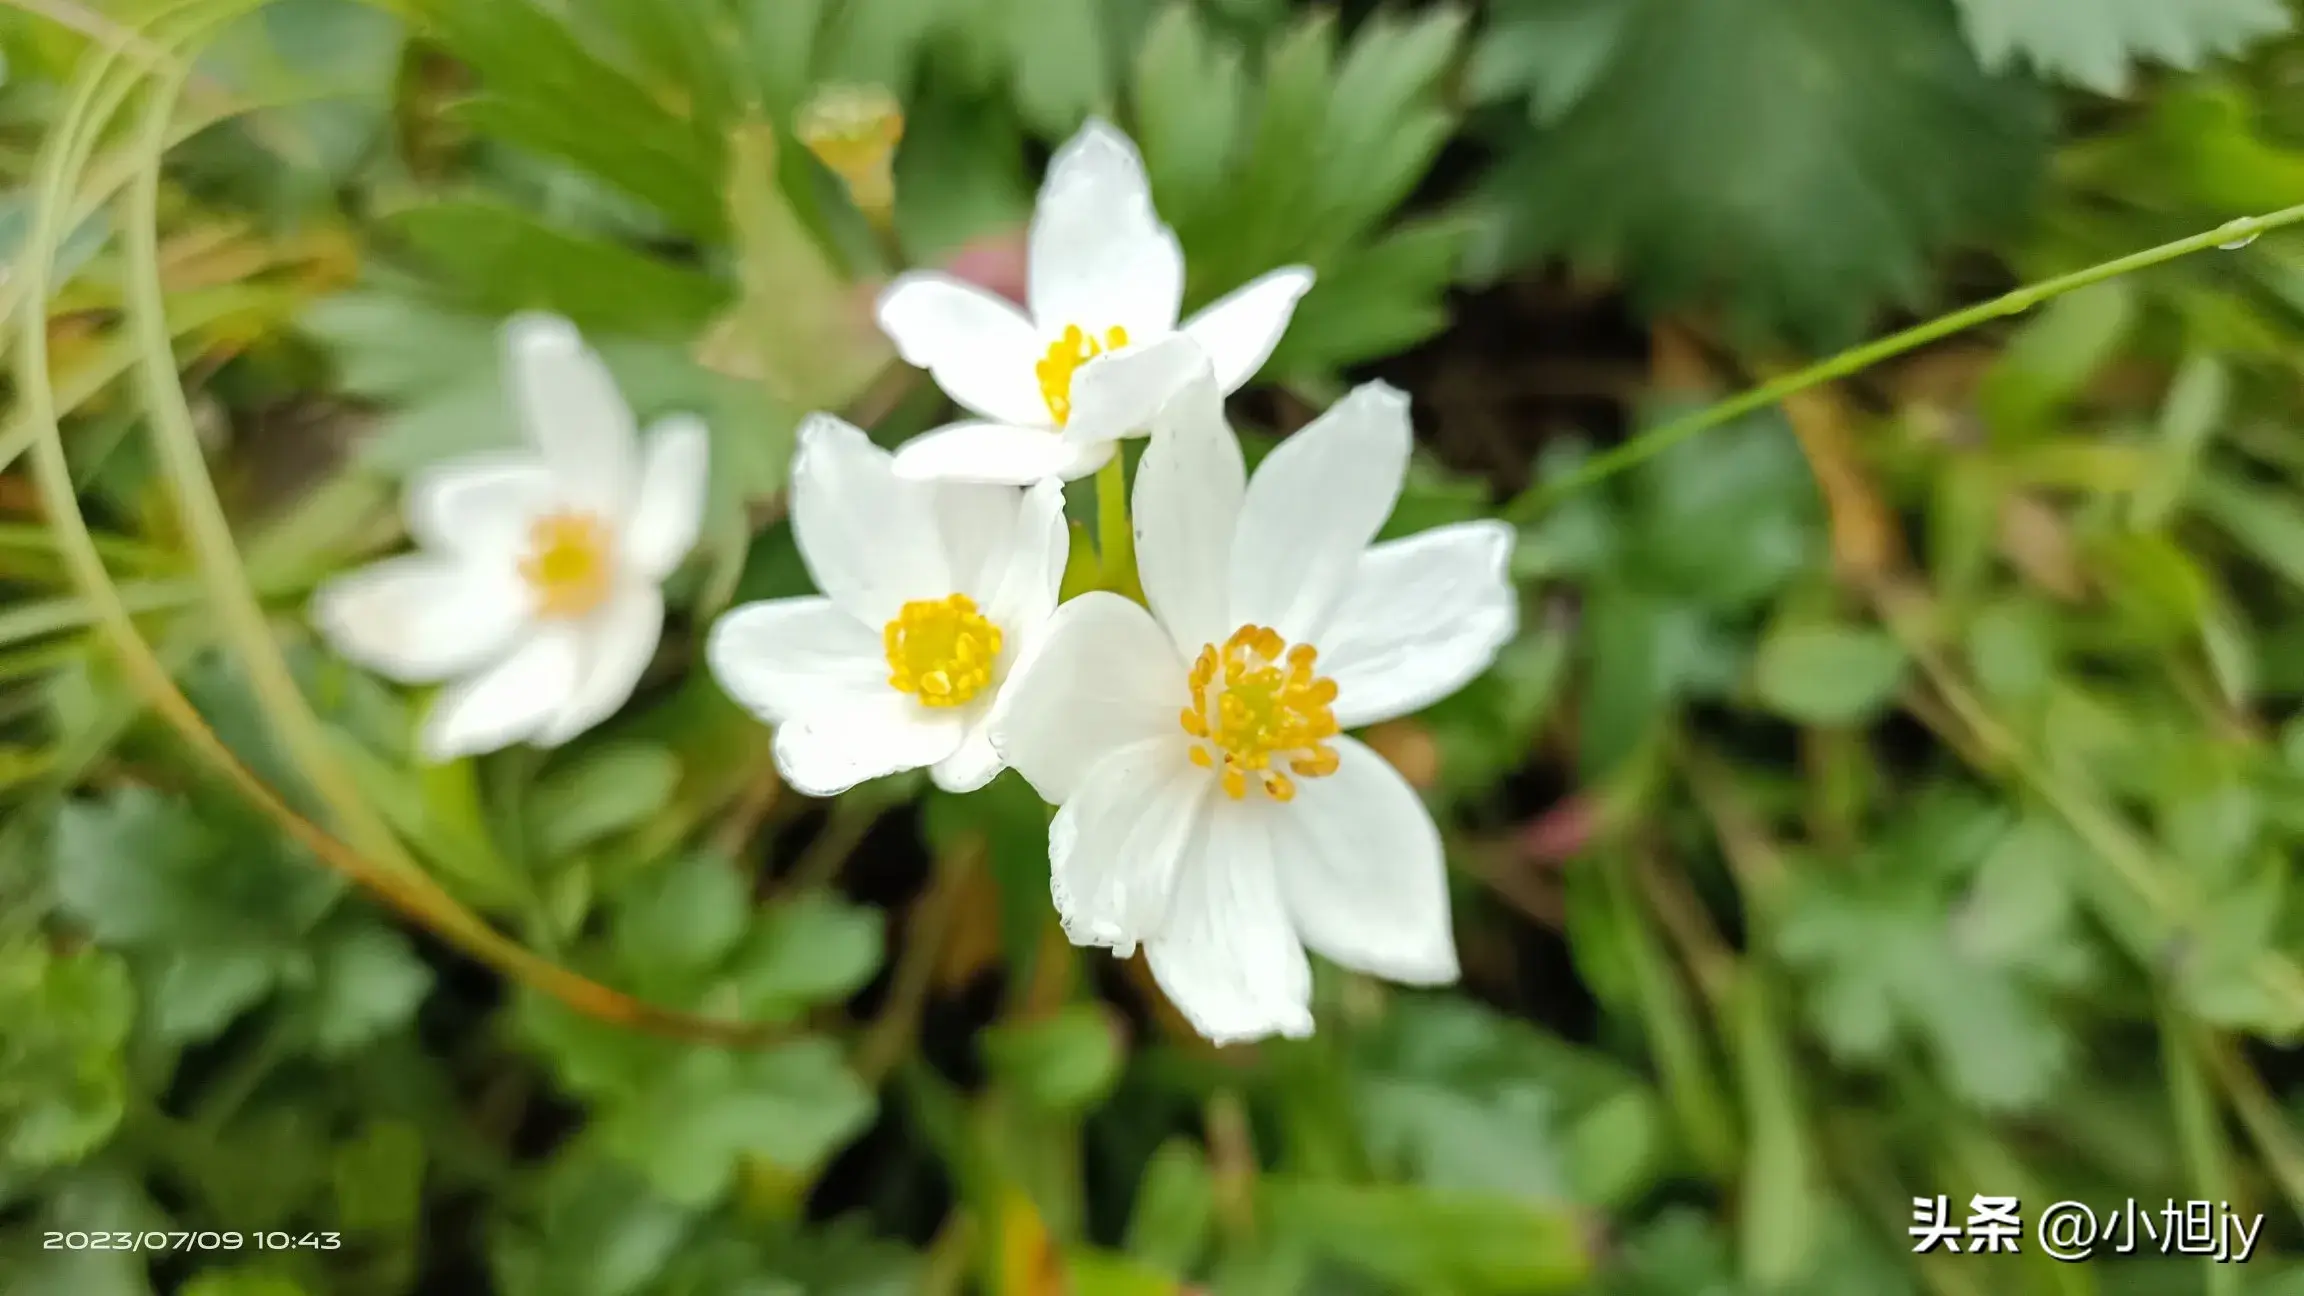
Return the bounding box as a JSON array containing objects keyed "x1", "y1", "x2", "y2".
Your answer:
[
  {"x1": 17, "y1": 1, "x2": 779, "y2": 1047},
  {"x1": 1505, "y1": 204, "x2": 2304, "y2": 522}
]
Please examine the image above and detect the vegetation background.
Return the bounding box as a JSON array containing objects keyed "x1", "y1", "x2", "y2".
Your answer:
[{"x1": 7, "y1": 0, "x2": 2304, "y2": 1292}]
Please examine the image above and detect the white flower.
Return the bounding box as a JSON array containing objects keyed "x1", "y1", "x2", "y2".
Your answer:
[
  {"x1": 312, "y1": 315, "x2": 709, "y2": 761},
  {"x1": 705, "y1": 415, "x2": 1068, "y2": 797},
  {"x1": 986, "y1": 362, "x2": 1517, "y2": 1044},
  {"x1": 874, "y1": 117, "x2": 1314, "y2": 486}
]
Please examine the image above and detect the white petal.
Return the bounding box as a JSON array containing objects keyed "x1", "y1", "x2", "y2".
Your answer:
[
  {"x1": 1060, "y1": 331, "x2": 1217, "y2": 450},
  {"x1": 978, "y1": 478, "x2": 1069, "y2": 637},
  {"x1": 532, "y1": 582, "x2": 664, "y2": 746},
  {"x1": 1180, "y1": 266, "x2": 1314, "y2": 393},
  {"x1": 1145, "y1": 800, "x2": 1315, "y2": 1045},
  {"x1": 1132, "y1": 357, "x2": 1244, "y2": 658},
  {"x1": 1274, "y1": 737, "x2": 1458, "y2": 984},
  {"x1": 876, "y1": 272, "x2": 1051, "y2": 427},
  {"x1": 419, "y1": 626, "x2": 583, "y2": 761},
  {"x1": 987, "y1": 592, "x2": 1187, "y2": 806},
  {"x1": 1324, "y1": 521, "x2": 1518, "y2": 729},
  {"x1": 772, "y1": 694, "x2": 965, "y2": 798},
  {"x1": 707, "y1": 595, "x2": 887, "y2": 725},
  {"x1": 1029, "y1": 118, "x2": 1185, "y2": 339},
  {"x1": 503, "y1": 313, "x2": 638, "y2": 515},
  {"x1": 405, "y1": 451, "x2": 556, "y2": 559},
  {"x1": 311, "y1": 554, "x2": 526, "y2": 683},
  {"x1": 621, "y1": 415, "x2": 710, "y2": 581},
  {"x1": 891, "y1": 421, "x2": 1114, "y2": 486},
  {"x1": 934, "y1": 483, "x2": 1028, "y2": 600},
  {"x1": 930, "y1": 718, "x2": 1005, "y2": 794},
  {"x1": 791, "y1": 414, "x2": 950, "y2": 625},
  {"x1": 1048, "y1": 738, "x2": 1208, "y2": 953},
  {"x1": 1227, "y1": 381, "x2": 1412, "y2": 644}
]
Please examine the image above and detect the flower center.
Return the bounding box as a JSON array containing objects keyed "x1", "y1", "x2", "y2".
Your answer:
[
  {"x1": 519, "y1": 512, "x2": 614, "y2": 619},
  {"x1": 1035, "y1": 323, "x2": 1129, "y2": 426},
  {"x1": 1180, "y1": 624, "x2": 1342, "y2": 802},
  {"x1": 884, "y1": 593, "x2": 1004, "y2": 708}
]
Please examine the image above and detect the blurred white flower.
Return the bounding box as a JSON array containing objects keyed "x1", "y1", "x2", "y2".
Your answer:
[
  {"x1": 874, "y1": 117, "x2": 1314, "y2": 485},
  {"x1": 987, "y1": 360, "x2": 1517, "y2": 1044},
  {"x1": 311, "y1": 314, "x2": 708, "y2": 762},
  {"x1": 706, "y1": 415, "x2": 1068, "y2": 796}
]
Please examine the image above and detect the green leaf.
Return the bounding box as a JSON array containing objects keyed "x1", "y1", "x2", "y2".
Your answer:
[
  {"x1": 1627, "y1": 408, "x2": 1821, "y2": 611},
  {"x1": 1354, "y1": 999, "x2": 1664, "y2": 1210},
  {"x1": 333, "y1": 1120, "x2": 426, "y2": 1233},
  {"x1": 727, "y1": 890, "x2": 885, "y2": 1019},
  {"x1": 405, "y1": 0, "x2": 725, "y2": 237},
  {"x1": 597, "y1": 1039, "x2": 875, "y2": 1206},
  {"x1": 1260, "y1": 1179, "x2": 1593, "y2": 1293},
  {"x1": 490, "y1": 1154, "x2": 699, "y2": 1296},
  {"x1": 612, "y1": 852, "x2": 753, "y2": 983},
  {"x1": 382, "y1": 200, "x2": 730, "y2": 339},
  {"x1": 51, "y1": 789, "x2": 341, "y2": 948},
  {"x1": 1477, "y1": 0, "x2": 2049, "y2": 346},
  {"x1": 294, "y1": 925, "x2": 434, "y2": 1057},
  {"x1": 981, "y1": 1004, "x2": 1124, "y2": 1113},
  {"x1": 1131, "y1": 3, "x2": 1247, "y2": 230},
  {"x1": 1952, "y1": 0, "x2": 2289, "y2": 95},
  {"x1": 2195, "y1": 468, "x2": 2304, "y2": 591},
  {"x1": 530, "y1": 742, "x2": 683, "y2": 860},
  {"x1": 1123, "y1": 1140, "x2": 1215, "y2": 1276},
  {"x1": 1003, "y1": 0, "x2": 1110, "y2": 136},
  {"x1": 1753, "y1": 624, "x2": 1909, "y2": 726},
  {"x1": 0, "y1": 940, "x2": 133, "y2": 1169},
  {"x1": 180, "y1": 1271, "x2": 313, "y2": 1296},
  {"x1": 1774, "y1": 813, "x2": 2079, "y2": 1110}
]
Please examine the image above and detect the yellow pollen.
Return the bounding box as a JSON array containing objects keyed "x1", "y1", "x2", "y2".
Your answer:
[
  {"x1": 1179, "y1": 624, "x2": 1342, "y2": 802},
  {"x1": 519, "y1": 512, "x2": 614, "y2": 619},
  {"x1": 1035, "y1": 323, "x2": 1129, "y2": 426},
  {"x1": 883, "y1": 593, "x2": 1003, "y2": 708}
]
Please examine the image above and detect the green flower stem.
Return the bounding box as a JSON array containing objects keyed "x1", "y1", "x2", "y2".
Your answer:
[
  {"x1": 1504, "y1": 204, "x2": 2304, "y2": 523},
  {"x1": 1094, "y1": 451, "x2": 1143, "y2": 601}
]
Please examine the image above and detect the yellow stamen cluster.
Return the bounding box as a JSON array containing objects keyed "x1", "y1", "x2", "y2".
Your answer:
[
  {"x1": 519, "y1": 512, "x2": 614, "y2": 619},
  {"x1": 884, "y1": 593, "x2": 1003, "y2": 708},
  {"x1": 1181, "y1": 624, "x2": 1342, "y2": 802},
  {"x1": 1035, "y1": 323, "x2": 1129, "y2": 426},
  {"x1": 796, "y1": 83, "x2": 905, "y2": 220}
]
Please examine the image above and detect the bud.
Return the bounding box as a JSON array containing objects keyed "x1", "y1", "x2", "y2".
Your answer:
[{"x1": 796, "y1": 83, "x2": 905, "y2": 229}]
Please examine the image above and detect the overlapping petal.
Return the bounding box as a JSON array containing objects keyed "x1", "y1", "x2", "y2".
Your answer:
[
  {"x1": 1028, "y1": 119, "x2": 1185, "y2": 338},
  {"x1": 1179, "y1": 266, "x2": 1315, "y2": 393},
  {"x1": 621, "y1": 416, "x2": 711, "y2": 580},
  {"x1": 1144, "y1": 800, "x2": 1316, "y2": 1045},
  {"x1": 791, "y1": 414, "x2": 951, "y2": 624},
  {"x1": 504, "y1": 313, "x2": 638, "y2": 515},
  {"x1": 311, "y1": 555, "x2": 527, "y2": 684},
  {"x1": 875, "y1": 273, "x2": 1050, "y2": 426},
  {"x1": 1273, "y1": 738, "x2": 1459, "y2": 984},
  {"x1": 1322, "y1": 521, "x2": 1519, "y2": 729},
  {"x1": 1227, "y1": 381, "x2": 1413, "y2": 643},
  {"x1": 1048, "y1": 736, "x2": 1207, "y2": 952},
  {"x1": 988, "y1": 592, "x2": 1188, "y2": 807}
]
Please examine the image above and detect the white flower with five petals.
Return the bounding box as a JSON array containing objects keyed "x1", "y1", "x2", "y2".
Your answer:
[
  {"x1": 875, "y1": 117, "x2": 1313, "y2": 486},
  {"x1": 706, "y1": 416, "x2": 1068, "y2": 796},
  {"x1": 987, "y1": 361, "x2": 1517, "y2": 1044},
  {"x1": 311, "y1": 315, "x2": 708, "y2": 761}
]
